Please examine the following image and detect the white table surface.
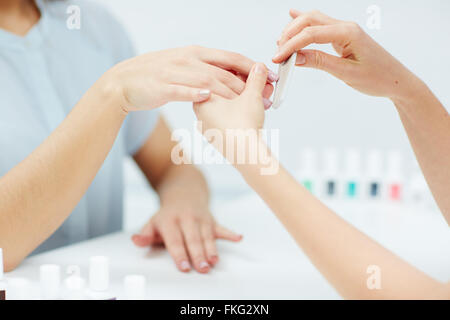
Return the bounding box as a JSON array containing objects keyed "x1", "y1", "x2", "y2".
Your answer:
[{"x1": 7, "y1": 193, "x2": 450, "y2": 300}]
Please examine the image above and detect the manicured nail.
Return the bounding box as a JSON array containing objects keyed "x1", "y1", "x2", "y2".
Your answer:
[
  {"x1": 180, "y1": 260, "x2": 191, "y2": 271},
  {"x1": 296, "y1": 53, "x2": 306, "y2": 65},
  {"x1": 210, "y1": 255, "x2": 219, "y2": 264},
  {"x1": 199, "y1": 89, "x2": 210, "y2": 98},
  {"x1": 268, "y1": 70, "x2": 279, "y2": 82},
  {"x1": 199, "y1": 261, "x2": 209, "y2": 270},
  {"x1": 263, "y1": 98, "x2": 273, "y2": 110}
]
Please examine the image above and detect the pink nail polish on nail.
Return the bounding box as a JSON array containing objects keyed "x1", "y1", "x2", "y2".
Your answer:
[
  {"x1": 180, "y1": 261, "x2": 191, "y2": 270},
  {"x1": 199, "y1": 261, "x2": 209, "y2": 269},
  {"x1": 263, "y1": 99, "x2": 273, "y2": 109},
  {"x1": 268, "y1": 71, "x2": 279, "y2": 82}
]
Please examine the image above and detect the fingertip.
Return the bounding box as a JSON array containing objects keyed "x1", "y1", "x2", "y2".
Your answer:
[
  {"x1": 263, "y1": 99, "x2": 273, "y2": 110},
  {"x1": 208, "y1": 255, "x2": 219, "y2": 266},
  {"x1": 131, "y1": 234, "x2": 151, "y2": 247},
  {"x1": 196, "y1": 89, "x2": 211, "y2": 102},
  {"x1": 272, "y1": 52, "x2": 284, "y2": 64},
  {"x1": 267, "y1": 70, "x2": 279, "y2": 82},
  {"x1": 178, "y1": 260, "x2": 191, "y2": 272},
  {"x1": 226, "y1": 234, "x2": 243, "y2": 242},
  {"x1": 253, "y1": 62, "x2": 267, "y2": 75},
  {"x1": 289, "y1": 8, "x2": 302, "y2": 18},
  {"x1": 197, "y1": 261, "x2": 210, "y2": 273}
]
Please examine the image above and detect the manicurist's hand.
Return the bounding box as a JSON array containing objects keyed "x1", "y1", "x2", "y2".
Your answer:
[
  {"x1": 273, "y1": 10, "x2": 422, "y2": 100},
  {"x1": 132, "y1": 203, "x2": 242, "y2": 273},
  {"x1": 105, "y1": 46, "x2": 276, "y2": 112}
]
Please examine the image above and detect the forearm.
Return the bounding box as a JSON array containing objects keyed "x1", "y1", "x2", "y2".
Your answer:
[
  {"x1": 236, "y1": 141, "x2": 447, "y2": 299},
  {"x1": 0, "y1": 77, "x2": 126, "y2": 270},
  {"x1": 391, "y1": 80, "x2": 450, "y2": 223},
  {"x1": 155, "y1": 164, "x2": 209, "y2": 208}
]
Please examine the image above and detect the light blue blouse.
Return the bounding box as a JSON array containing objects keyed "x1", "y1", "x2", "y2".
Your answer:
[{"x1": 0, "y1": 0, "x2": 158, "y2": 254}]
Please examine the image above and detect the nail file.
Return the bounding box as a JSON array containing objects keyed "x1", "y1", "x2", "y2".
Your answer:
[{"x1": 272, "y1": 52, "x2": 297, "y2": 109}]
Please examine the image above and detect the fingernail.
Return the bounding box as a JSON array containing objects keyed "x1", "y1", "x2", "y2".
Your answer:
[
  {"x1": 296, "y1": 53, "x2": 306, "y2": 65},
  {"x1": 180, "y1": 260, "x2": 191, "y2": 271},
  {"x1": 210, "y1": 255, "x2": 219, "y2": 264},
  {"x1": 273, "y1": 51, "x2": 282, "y2": 61},
  {"x1": 263, "y1": 98, "x2": 273, "y2": 109},
  {"x1": 254, "y1": 63, "x2": 265, "y2": 74},
  {"x1": 268, "y1": 70, "x2": 279, "y2": 82},
  {"x1": 199, "y1": 261, "x2": 209, "y2": 270},
  {"x1": 199, "y1": 89, "x2": 210, "y2": 98}
]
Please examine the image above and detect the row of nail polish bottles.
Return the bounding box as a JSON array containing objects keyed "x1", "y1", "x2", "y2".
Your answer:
[{"x1": 296, "y1": 148, "x2": 411, "y2": 203}]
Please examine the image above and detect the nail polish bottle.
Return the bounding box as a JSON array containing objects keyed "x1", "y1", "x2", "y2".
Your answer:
[
  {"x1": 63, "y1": 265, "x2": 86, "y2": 300},
  {"x1": 322, "y1": 148, "x2": 339, "y2": 198},
  {"x1": 124, "y1": 275, "x2": 147, "y2": 300},
  {"x1": 40, "y1": 264, "x2": 61, "y2": 300},
  {"x1": 366, "y1": 149, "x2": 383, "y2": 200},
  {"x1": 297, "y1": 148, "x2": 317, "y2": 195},
  {"x1": 385, "y1": 151, "x2": 403, "y2": 202},
  {"x1": 0, "y1": 248, "x2": 6, "y2": 300},
  {"x1": 343, "y1": 149, "x2": 361, "y2": 199},
  {"x1": 86, "y1": 256, "x2": 116, "y2": 300}
]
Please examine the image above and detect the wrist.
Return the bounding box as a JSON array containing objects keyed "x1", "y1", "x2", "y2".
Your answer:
[
  {"x1": 233, "y1": 137, "x2": 280, "y2": 177},
  {"x1": 389, "y1": 71, "x2": 427, "y2": 109},
  {"x1": 96, "y1": 68, "x2": 129, "y2": 116}
]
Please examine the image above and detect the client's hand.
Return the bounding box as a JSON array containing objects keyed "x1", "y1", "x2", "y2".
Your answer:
[
  {"x1": 133, "y1": 204, "x2": 242, "y2": 274},
  {"x1": 104, "y1": 46, "x2": 276, "y2": 113},
  {"x1": 273, "y1": 10, "x2": 422, "y2": 100},
  {"x1": 193, "y1": 63, "x2": 269, "y2": 135}
]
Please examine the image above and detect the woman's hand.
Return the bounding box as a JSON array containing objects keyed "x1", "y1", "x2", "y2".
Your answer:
[
  {"x1": 132, "y1": 204, "x2": 242, "y2": 274},
  {"x1": 273, "y1": 10, "x2": 422, "y2": 100},
  {"x1": 194, "y1": 63, "x2": 269, "y2": 134},
  {"x1": 104, "y1": 46, "x2": 276, "y2": 113}
]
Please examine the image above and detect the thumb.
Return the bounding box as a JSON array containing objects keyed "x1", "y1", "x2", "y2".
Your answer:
[
  {"x1": 296, "y1": 49, "x2": 351, "y2": 80},
  {"x1": 244, "y1": 63, "x2": 268, "y2": 97}
]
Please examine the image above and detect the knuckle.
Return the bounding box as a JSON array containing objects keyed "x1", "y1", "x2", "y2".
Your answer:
[
  {"x1": 172, "y1": 57, "x2": 188, "y2": 67},
  {"x1": 187, "y1": 238, "x2": 201, "y2": 248},
  {"x1": 347, "y1": 22, "x2": 362, "y2": 35},
  {"x1": 200, "y1": 75, "x2": 213, "y2": 87},
  {"x1": 302, "y1": 27, "x2": 315, "y2": 42},
  {"x1": 306, "y1": 10, "x2": 320, "y2": 20},
  {"x1": 314, "y1": 51, "x2": 324, "y2": 68},
  {"x1": 169, "y1": 240, "x2": 184, "y2": 249},
  {"x1": 219, "y1": 70, "x2": 235, "y2": 84}
]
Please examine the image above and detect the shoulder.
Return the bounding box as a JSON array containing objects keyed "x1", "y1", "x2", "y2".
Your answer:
[{"x1": 42, "y1": 0, "x2": 135, "y2": 61}]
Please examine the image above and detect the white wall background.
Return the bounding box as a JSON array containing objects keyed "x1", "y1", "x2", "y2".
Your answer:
[{"x1": 92, "y1": 0, "x2": 450, "y2": 230}]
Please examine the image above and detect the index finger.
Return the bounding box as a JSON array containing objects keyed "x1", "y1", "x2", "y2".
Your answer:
[
  {"x1": 273, "y1": 24, "x2": 351, "y2": 63},
  {"x1": 159, "y1": 222, "x2": 191, "y2": 272},
  {"x1": 278, "y1": 10, "x2": 339, "y2": 47},
  {"x1": 198, "y1": 47, "x2": 279, "y2": 83}
]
